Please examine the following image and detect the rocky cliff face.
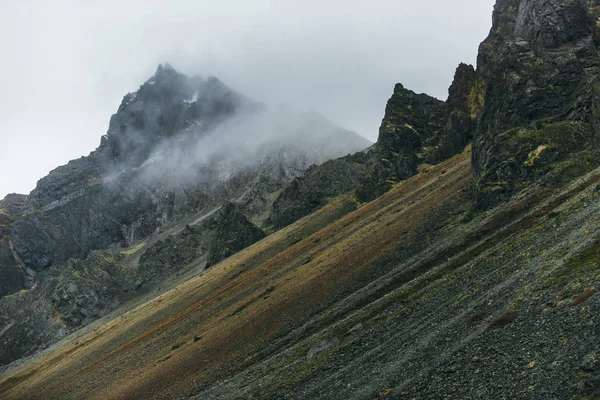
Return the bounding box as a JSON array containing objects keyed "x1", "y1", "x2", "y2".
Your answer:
[
  {"x1": 0, "y1": 65, "x2": 370, "y2": 366},
  {"x1": 7, "y1": 65, "x2": 369, "y2": 275},
  {"x1": 272, "y1": 0, "x2": 600, "y2": 224},
  {"x1": 271, "y1": 62, "x2": 485, "y2": 226},
  {"x1": 472, "y1": 0, "x2": 600, "y2": 207},
  {"x1": 0, "y1": 195, "x2": 31, "y2": 298}
]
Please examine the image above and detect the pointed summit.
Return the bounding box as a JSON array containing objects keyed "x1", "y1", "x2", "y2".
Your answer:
[{"x1": 155, "y1": 62, "x2": 175, "y2": 76}]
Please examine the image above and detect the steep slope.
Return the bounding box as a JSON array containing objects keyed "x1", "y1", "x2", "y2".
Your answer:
[
  {"x1": 271, "y1": 62, "x2": 485, "y2": 228},
  {"x1": 2, "y1": 0, "x2": 600, "y2": 398},
  {"x1": 0, "y1": 65, "x2": 370, "y2": 366},
  {"x1": 0, "y1": 195, "x2": 31, "y2": 298},
  {"x1": 2, "y1": 147, "x2": 598, "y2": 399}
]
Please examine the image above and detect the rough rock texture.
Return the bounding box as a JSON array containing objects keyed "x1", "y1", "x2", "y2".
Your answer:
[
  {"x1": 355, "y1": 63, "x2": 485, "y2": 203},
  {"x1": 9, "y1": 65, "x2": 369, "y2": 274},
  {"x1": 357, "y1": 83, "x2": 447, "y2": 202},
  {"x1": 206, "y1": 203, "x2": 266, "y2": 266},
  {"x1": 271, "y1": 63, "x2": 486, "y2": 227},
  {"x1": 137, "y1": 226, "x2": 204, "y2": 285},
  {"x1": 0, "y1": 195, "x2": 31, "y2": 298},
  {"x1": 270, "y1": 151, "x2": 369, "y2": 229},
  {"x1": 436, "y1": 63, "x2": 485, "y2": 162},
  {"x1": 0, "y1": 65, "x2": 370, "y2": 366},
  {"x1": 49, "y1": 251, "x2": 137, "y2": 327},
  {"x1": 472, "y1": 0, "x2": 600, "y2": 207}
]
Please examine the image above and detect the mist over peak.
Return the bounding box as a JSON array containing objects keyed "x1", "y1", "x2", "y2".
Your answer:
[
  {"x1": 13, "y1": 63, "x2": 370, "y2": 275},
  {"x1": 97, "y1": 64, "x2": 370, "y2": 186}
]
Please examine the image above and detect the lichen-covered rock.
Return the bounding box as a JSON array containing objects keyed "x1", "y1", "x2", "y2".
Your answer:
[
  {"x1": 472, "y1": 0, "x2": 600, "y2": 207},
  {"x1": 435, "y1": 63, "x2": 485, "y2": 162},
  {"x1": 356, "y1": 64, "x2": 484, "y2": 203},
  {"x1": 49, "y1": 251, "x2": 137, "y2": 327},
  {"x1": 272, "y1": 64, "x2": 485, "y2": 216}
]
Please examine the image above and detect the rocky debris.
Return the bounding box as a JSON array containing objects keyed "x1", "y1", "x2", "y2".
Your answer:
[
  {"x1": 0, "y1": 64, "x2": 369, "y2": 366},
  {"x1": 472, "y1": 0, "x2": 600, "y2": 208},
  {"x1": 189, "y1": 156, "x2": 600, "y2": 400}
]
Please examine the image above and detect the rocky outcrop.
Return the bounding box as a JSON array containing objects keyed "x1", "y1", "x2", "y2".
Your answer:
[
  {"x1": 271, "y1": 63, "x2": 486, "y2": 224},
  {"x1": 8, "y1": 65, "x2": 368, "y2": 273},
  {"x1": 206, "y1": 203, "x2": 266, "y2": 266},
  {"x1": 137, "y1": 226, "x2": 204, "y2": 285},
  {"x1": 50, "y1": 251, "x2": 137, "y2": 327},
  {"x1": 271, "y1": 151, "x2": 369, "y2": 229},
  {"x1": 472, "y1": 0, "x2": 600, "y2": 207},
  {"x1": 356, "y1": 63, "x2": 485, "y2": 203},
  {"x1": 436, "y1": 63, "x2": 485, "y2": 162},
  {"x1": 0, "y1": 195, "x2": 32, "y2": 298},
  {"x1": 0, "y1": 65, "x2": 370, "y2": 366}
]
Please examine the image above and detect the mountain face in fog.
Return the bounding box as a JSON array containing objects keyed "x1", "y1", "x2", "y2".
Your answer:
[
  {"x1": 0, "y1": 64, "x2": 369, "y2": 365},
  {"x1": 12, "y1": 64, "x2": 370, "y2": 272}
]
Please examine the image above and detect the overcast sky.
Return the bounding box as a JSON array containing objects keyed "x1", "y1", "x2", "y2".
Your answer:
[{"x1": 0, "y1": 0, "x2": 495, "y2": 198}]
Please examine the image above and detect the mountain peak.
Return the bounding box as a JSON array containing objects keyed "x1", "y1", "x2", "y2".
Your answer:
[{"x1": 155, "y1": 62, "x2": 176, "y2": 75}]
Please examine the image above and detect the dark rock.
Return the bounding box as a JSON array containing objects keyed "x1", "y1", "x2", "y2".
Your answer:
[
  {"x1": 137, "y1": 225, "x2": 203, "y2": 284},
  {"x1": 271, "y1": 151, "x2": 369, "y2": 229},
  {"x1": 0, "y1": 64, "x2": 370, "y2": 366},
  {"x1": 206, "y1": 203, "x2": 266, "y2": 266},
  {"x1": 0, "y1": 194, "x2": 32, "y2": 298},
  {"x1": 472, "y1": 0, "x2": 600, "y2": 208},
  {"x1": 50, "y1": 251, "x2": 137, "y2": 327}
]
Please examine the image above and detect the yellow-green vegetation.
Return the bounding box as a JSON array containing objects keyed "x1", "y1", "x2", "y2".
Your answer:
[
  {"x1": 466, "y1": 78, "x2": 486, "y2": 119},
  {"x1": 504, "y1": 121, "x2": 590, "y2": 151},
  {"x1": 120, "y1": 242, "x2": 147, "y2": 256},
  {"x1": 523, "y1": 144, "x2": 549, "y2": 167}
]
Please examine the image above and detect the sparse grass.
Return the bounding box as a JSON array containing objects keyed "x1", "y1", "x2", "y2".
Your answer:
[{"x1": 2, "y1": 147, "x2": 568, "y2": 399}]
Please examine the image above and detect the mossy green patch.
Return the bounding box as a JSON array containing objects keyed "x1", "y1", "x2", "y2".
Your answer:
[{"x1": 120, "y1": 242, "x2": 147, "y2": 256}]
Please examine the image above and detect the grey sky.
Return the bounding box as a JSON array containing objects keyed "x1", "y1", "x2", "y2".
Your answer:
[{"x1": 0, "y1": 0, "x2": 495, "y2": 198}]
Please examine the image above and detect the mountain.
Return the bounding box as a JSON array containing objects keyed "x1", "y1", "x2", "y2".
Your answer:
[
  {"x1": 271, "y1": 62, "x2": 483, "y2": 228},
  {"x1": 0, "y1": 65, "x2": 370, "y2": 366},
  {"x1": 1, "y1": 0, "x2": 600, "y2": 399},
  {"x1": 472, "y1": 0, "x2": 600, "y2": 208}
]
